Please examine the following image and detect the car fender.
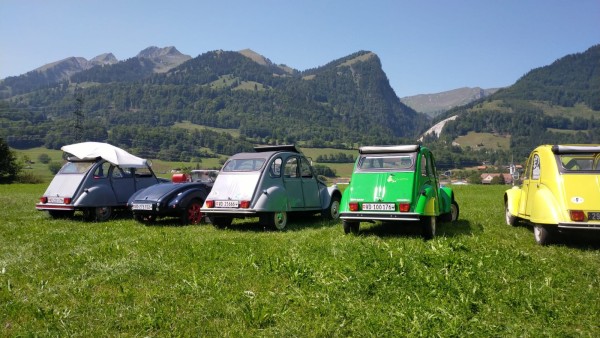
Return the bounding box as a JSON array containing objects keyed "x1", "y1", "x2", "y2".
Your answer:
[
  {"x1": 168, "y1": 187, "x2": 209, "y2": 210},
  {"x1": 438, "y1": 186, "x2": 453, "y2": 214},
  {"x1": 504, "y1": 186, "x2": 521, "y2": 217},
  {"x1": 74, "y1": 185, "x2": 118, "y2": 207},
  {"x1": 414, "y1": 186, "x2": 437, "y2": 216},
  {"x1": 530, "y1": 185, "x2": 562, "y2": 225},
  {"x1": 254, "y1": 186, "x2": 288, "y2": 212},
  {"x1": 320, "y1": 185, "x2": 341, "y2": 209}
]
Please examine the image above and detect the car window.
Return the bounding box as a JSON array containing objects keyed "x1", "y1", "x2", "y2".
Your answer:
[
  {"x1": 58, "y1": 161, "x2": 95, "y2": 174},
  {"x1": 222, "y1": 158, "x2": 266, "y2": 172},
  {"x1": 531, "y1": 154, "x2": 541, "y2": 180},
  {"x1": 134, "y1": 167, "x2": 153, "y2": 178},
  {"x1": 421, "y1": 155, "x2": 427, "y2": 176},
  {"x1": 93, "y1": 162, "x2": 110, "y2": 178},
  {"x1": 357, "y1": 154, "x2": 415, "y2": 171},
  {"x1": 270, "y1": 158, "x2": 282, "y2": 177},
  {"x1": 558, "y1": 154, "x2": 600, "y2": 172},
  {"x1": 300, "y1": 158, "x2": 313, "y2": 178},
  {"x1": 284, "y1": 157, "x2": 299, "y2": 178}
]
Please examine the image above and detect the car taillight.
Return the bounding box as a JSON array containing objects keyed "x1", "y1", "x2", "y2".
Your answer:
[
  {"x1": 240, "y1": 200, "x2": 251, "y2": 209},
  {"x1": 570, "y1": 210, "x2": 585, "y2": 222},
  {"x1": 206, "y1": 200, "x2": 215, "y2": 208},
  {"x1": 64, "y1": 197, "x2": 72, "y2": 204},
  {"x1": 349, "y1": 202, "x2": 359, "y2": 211},
  {"x1": 398, "y1": 203, "x2": 410, "y2": 212},
  {"x1": 40, "y1": 197, "x2": 48, "y2": 204}
]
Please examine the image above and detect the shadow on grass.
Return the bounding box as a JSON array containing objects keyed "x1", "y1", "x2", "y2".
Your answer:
[
  {"x1": 523, "y1": 225, "x2": 600, "y2": 250},
  {"x1": 355, "y1": 219, "x2": 473, "y2": 239}
]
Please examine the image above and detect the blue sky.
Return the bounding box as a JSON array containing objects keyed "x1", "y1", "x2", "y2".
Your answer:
[{"x1": 1, "y1": 0, "x2": 598, "y2": 97}]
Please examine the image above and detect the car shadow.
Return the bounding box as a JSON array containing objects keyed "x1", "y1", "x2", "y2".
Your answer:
[
  {"x1": 523, "y1": 226, "x2": 600, "y2": 249},
  {"x1": 356, "y1": 219, "x2": 473, "y2": 239}
]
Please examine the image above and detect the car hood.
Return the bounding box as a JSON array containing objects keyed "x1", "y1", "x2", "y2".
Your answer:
[
  {"x1": 206, "y1": 173, "x2": 261, "y2": 201},
  {"x1": 129, "y1": 183, "x2": 189, "y2": 203},
  {"x1": 347, "y1": 171, "x2": 415, "y2": 203},
  {"x1": 43, "y1": 173, "x2": 86, "y2": 199},
  {"x1": 561, "y1": 174, "x2": 600, "y2": 210}
]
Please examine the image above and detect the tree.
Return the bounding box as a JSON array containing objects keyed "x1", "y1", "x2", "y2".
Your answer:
[
  {"x1": 0, "y1": 137, "x2": 22, "y2": 183},
  {"x1": 38, "y1": 153, "x2": 51, "y2": 164}
]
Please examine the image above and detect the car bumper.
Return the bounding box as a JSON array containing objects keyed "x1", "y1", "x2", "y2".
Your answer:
[
  {"x1": 201, "y1": 208, "x2": 258, "y2": 216},
  {"x1": 36, "y1": 203, "x2": 75, "y2": 211},
  {"x1": 340, "y1": 212, "x2": 421, "y2": 222},
  {"x1": 558, "y1": 222, "x2": 600, "y2": 230}
]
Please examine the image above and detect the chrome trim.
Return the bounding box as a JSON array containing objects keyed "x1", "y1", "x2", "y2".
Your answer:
[{"x1": 558, "y1": 222, "x2": 600, "y2": 230}]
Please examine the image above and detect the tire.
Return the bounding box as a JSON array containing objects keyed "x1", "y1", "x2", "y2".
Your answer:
[
  {"x1": 505, "y1": 201, "x2": 517, "y2": 226},
  {"x1": 267, "y1": 211, "x2": 288, "y2": 230},
  {"x1": 534, "y1": 225, "x2": 553, "y2": 245},
  {"x1": 440, "y1": 200, "x2": 460, "y2": 222},
  {"x1": 48, "y1": 210, "x2": 74, "y2": 219},
  {"x1": 210, "y1": 216, "x2": 233, "y2": 229},
  {"x1": 422, "y1": 216, "x2": 436, "y2": 240},
  {"x1": 83, "y1": 207, "x2": 112, "y2": 222},
  {"x1": 323, "y1": 196, "x2": 341, "y2": 220},
  {"x1": 342, "y1": 220, "x2": 359, "y2": 234},
  {"x1": 450, "y1": 201, "x2": 459, "y2": 221},
  {"x1": 181, "y1": 199, "x2": 203, "y2": 225}
]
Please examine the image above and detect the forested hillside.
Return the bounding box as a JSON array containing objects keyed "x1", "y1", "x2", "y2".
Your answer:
[
  {"x1": 429, "y1": 44, "x2": 600, "y2": 163},
  {"x1": 0, "y1": 49, "x2": 427, "y2": 161}
]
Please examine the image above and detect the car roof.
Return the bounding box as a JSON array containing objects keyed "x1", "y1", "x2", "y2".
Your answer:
[
  {"x1": 229, "y1": 145, "x2": 301, "y2": 160},
  {"x1": 359, "y1": 144, "x2": 422, "y2": 154}
]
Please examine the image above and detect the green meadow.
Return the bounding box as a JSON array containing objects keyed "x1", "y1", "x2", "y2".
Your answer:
[{"x1": 1, "y1": 184, "x2": 599, "y2": 336}]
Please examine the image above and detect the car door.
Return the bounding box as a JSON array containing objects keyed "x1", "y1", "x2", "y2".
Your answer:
[
  {"x1": 299, "y1": 157, "x2": 321, "y2": 208},
  {"x1": 283, "y1": 156, "x2": 304, "y2": 208},
  {"x1": 110, "y1": 165, "x2": 136, "y2": 204},
  {"x1": 525, "y1": 152, "x2": 541, "y2": 216},
  {"x1": 423, "y1": 152, "x2": 439, "y2": 213}
]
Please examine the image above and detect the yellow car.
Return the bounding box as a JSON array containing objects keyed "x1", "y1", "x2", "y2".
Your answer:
[{"x1": 504, "y1": 144, "x2": 600, "y2": 245}]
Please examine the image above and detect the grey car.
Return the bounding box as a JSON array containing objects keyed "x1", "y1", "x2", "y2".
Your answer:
[
  {"x1": 36, "y1": 142, "x2": 165, "y2": 221},
  {"x1": 201, "y1": 145, "x2": 342, "y2": 230}
]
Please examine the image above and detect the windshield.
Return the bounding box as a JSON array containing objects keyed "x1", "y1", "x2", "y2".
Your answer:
[
  {"x1": 58, "y1": 161, "x2": 95, "y2": 174},
  {"x1": 557, "y1": 154, "x2": 600, "y2": 173},
  {"x1": 222, "y1": 158, "x2": 266, "y2": 172},
  {"x1": 357, "y1": 154, "x2": 416, "y2": 171}
]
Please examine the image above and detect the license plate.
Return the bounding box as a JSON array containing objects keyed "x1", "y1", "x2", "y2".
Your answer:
[
  {"x1": 588, "y1": 212, "x2": 600, "y2": 221},
  {"x1": 215, "y1": 200, "x2": 239, "y2": 208},
  {"x1": 132, "y1": 203, "x2": 153, "y2": 210},
  {"x1": 48, "y1": 197, "x2": 64, "y2": 204},
  {"x1": 362, "y1": 203, "x2": 395, "y2": 211}
]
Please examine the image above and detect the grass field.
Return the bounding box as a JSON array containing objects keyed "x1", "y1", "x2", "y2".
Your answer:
[
  {"x1": 1, "y1": 184, "x2": 599, "y2": 336},
  {"x1": 454, "y1": 131, "x2": 511, "y2": 151}
]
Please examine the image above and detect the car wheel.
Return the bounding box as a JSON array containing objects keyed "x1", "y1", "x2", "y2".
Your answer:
[
  {"x1": 323, "y1": 196, "x2": 341, "y2": 220},
  {"x1": 342, "y1": 220, "x2": 359, "y2": 234},
  {"x1": 181, "y1": 199, "x2": 203, "y2": 225},
  {"x1": 505, "y1": 201, "x2": 517, "y2": 226},
  {"x1": 210, "y1": 216, "x2": 233, "y2": 229},
  {"x1": 48, "y1": 210, "x2": 75, "y2": 219},
  {"x1": 450, "y1": 201, "x2": 459, "y2": 221},
  {"x1": 83, "y1": 207, "x2": 112, "y2": 222},
  {"x1": 268, "y1": 211, "x2": 288, "y2": 230},
  {"x1": 534, "y1": 225, "x2": 553, "y2": 245},
  {"x1": 422, "y1": 216, "x2": 436, "y2": 240}
]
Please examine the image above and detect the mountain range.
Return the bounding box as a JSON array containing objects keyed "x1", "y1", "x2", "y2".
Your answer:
[{"x1": 1, "y1": 44, "x2": 598, "y2": 165}]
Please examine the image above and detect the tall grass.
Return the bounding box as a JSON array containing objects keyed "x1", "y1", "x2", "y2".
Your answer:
[{"x1": 1, "y1": 184, "x2": 599, "y2": 336}]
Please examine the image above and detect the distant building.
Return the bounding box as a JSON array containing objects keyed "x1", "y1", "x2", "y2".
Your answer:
[{"x1": 480, "y1": 173, "x2": 512, "y2": 185}]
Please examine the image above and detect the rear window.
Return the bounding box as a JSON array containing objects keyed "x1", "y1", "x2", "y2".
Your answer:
[
  {"x1": 222, "y1": 158, "x2": 266, "y2": 172},
  {"x1": 557, "y1": 154, "x2": 600, "y2": 173},
  {"x1": 58, "y1": 161, "x2": 95, "y2": 174},
  {"x1": 357, "y1": 154, "x2": 416, "y2": 171}
]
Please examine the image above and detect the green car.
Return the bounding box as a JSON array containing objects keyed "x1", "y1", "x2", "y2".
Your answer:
[{"x1": 339, "y1": 145, "x2": 459, "y2": 238}]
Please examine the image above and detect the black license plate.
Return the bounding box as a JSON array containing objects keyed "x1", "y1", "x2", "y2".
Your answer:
[{"x1": 588, "y1": 212, "x2": 600, "y2": 220}]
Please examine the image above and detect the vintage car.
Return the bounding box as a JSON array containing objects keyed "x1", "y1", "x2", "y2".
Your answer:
[
  {"x1": 504, "y1": 144, "x2": 600, "y2": 245},
  {"x1": 339, "y1": 145, "x2": 459, "y2": 238},
  {"x1": 36, "y1": 142, "x2": 166, "y2": 221},
  {"x1": 201, "y1": 145, "x2": 342, "y2": 230},
  {"x1": 128, "y1": 169, "x2": 219, "y2": 224}
]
